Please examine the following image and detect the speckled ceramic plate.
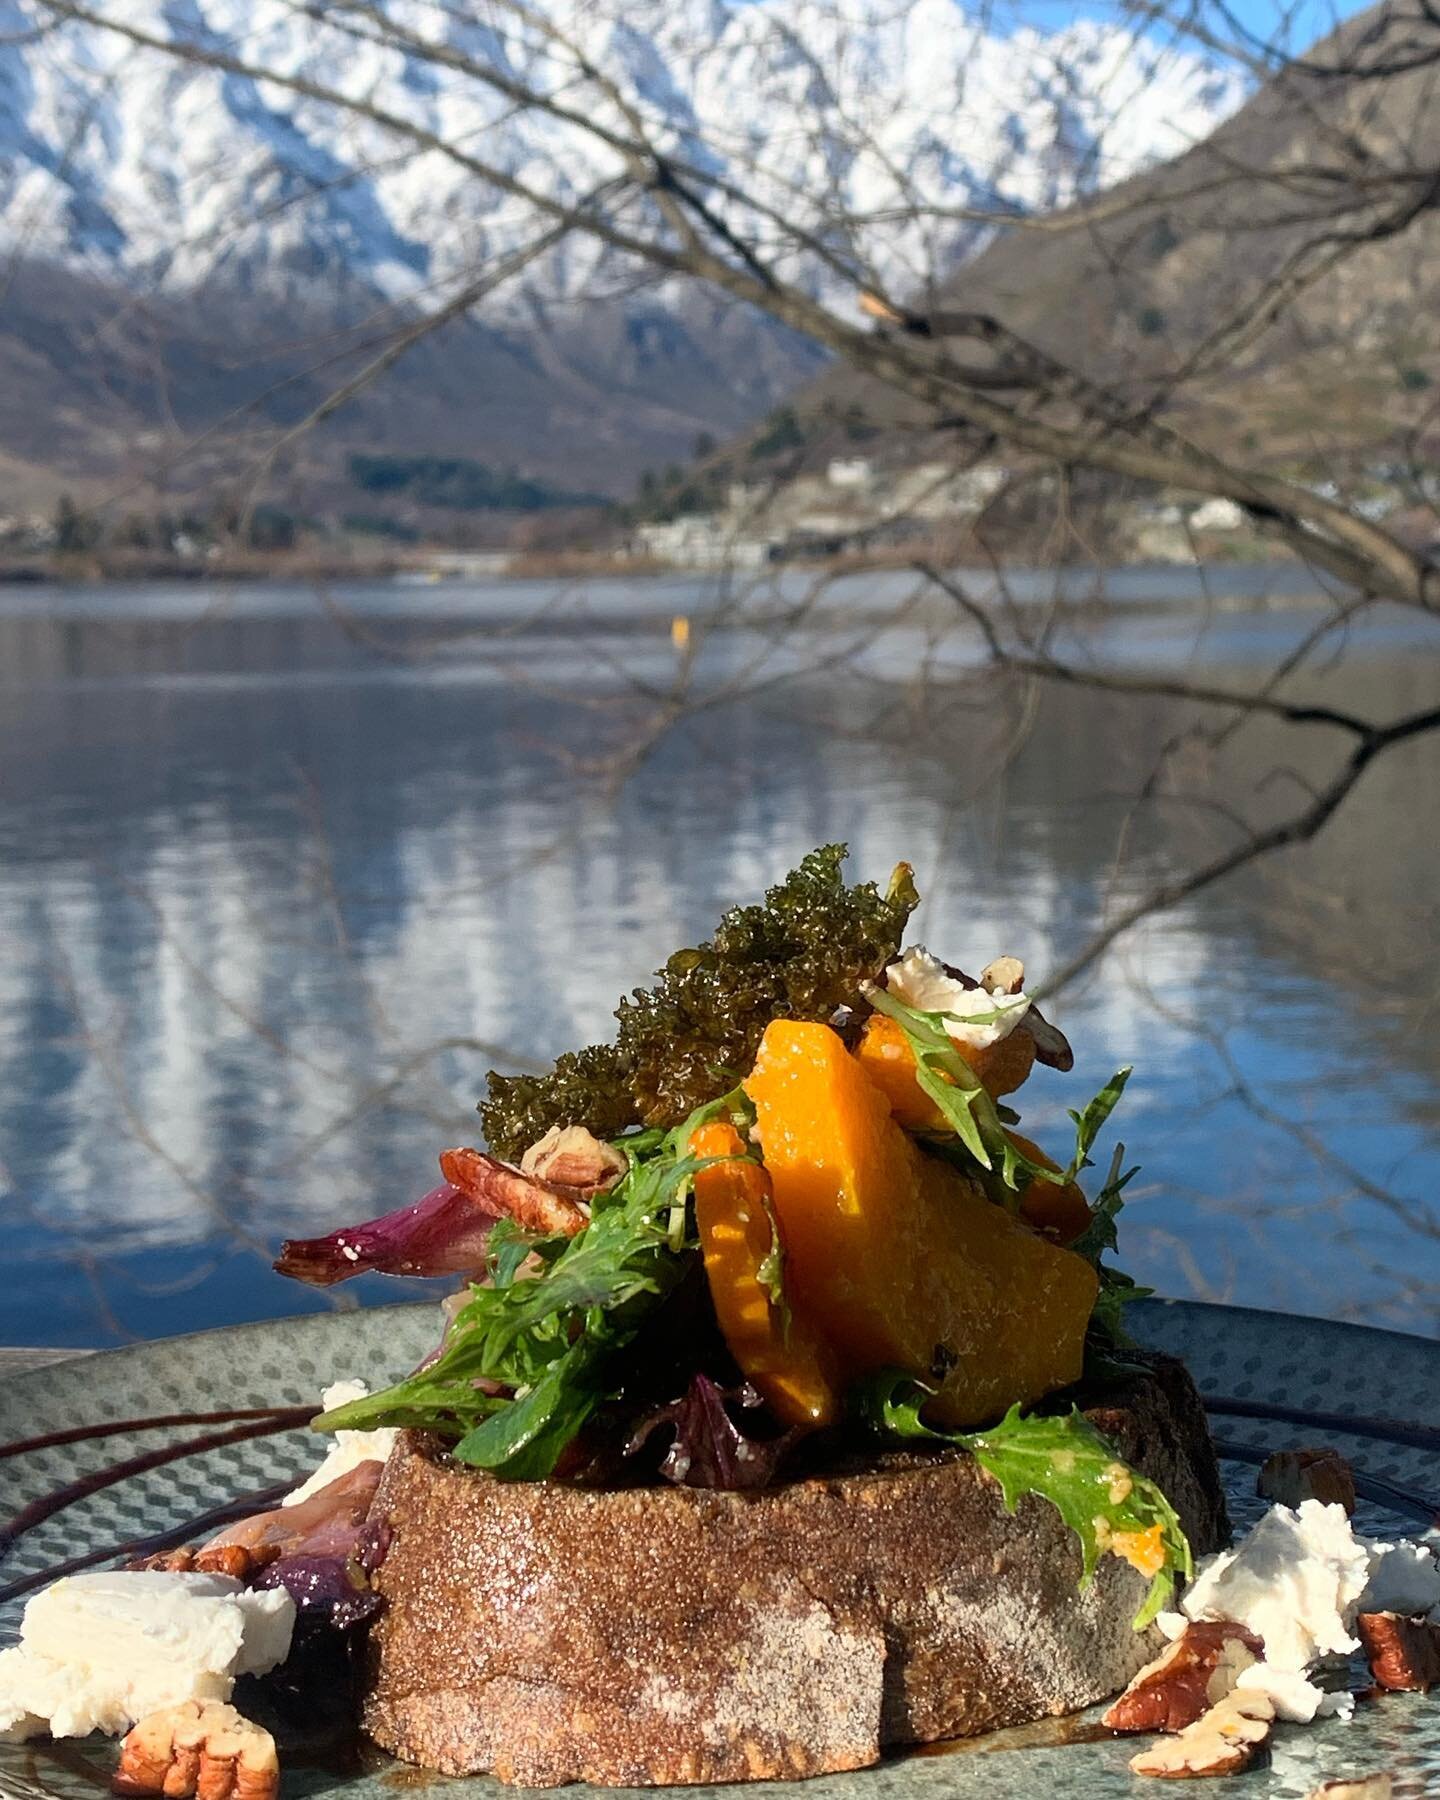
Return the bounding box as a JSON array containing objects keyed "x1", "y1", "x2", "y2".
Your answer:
[{"x1": 3, "y1": 1300, "x2": 1438, "y2": 1800}]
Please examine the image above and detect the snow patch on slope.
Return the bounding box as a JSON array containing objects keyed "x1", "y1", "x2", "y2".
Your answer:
[{"x1": 0, "y1": 0, "x2": 1245, "y2": 314}]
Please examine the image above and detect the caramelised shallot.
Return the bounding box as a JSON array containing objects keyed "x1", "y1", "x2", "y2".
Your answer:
[
  {"x1": 251, "y1": 1518, "x2": 391, "y2": 1631},
  {"x1": 274, "y1": 1183, "x2": 496, "y2": 1286},
  {"x1": 205, "y1": 1462, "x2": 383, "y2": 1561},
  {"x1": 184, "y1": 1465, "x2": 394, "y2": 1632}
]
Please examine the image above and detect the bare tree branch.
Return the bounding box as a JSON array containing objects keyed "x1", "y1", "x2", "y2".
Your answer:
[{"x1": 1034, "y1": 699, "x2": 1440, "y2": 998}]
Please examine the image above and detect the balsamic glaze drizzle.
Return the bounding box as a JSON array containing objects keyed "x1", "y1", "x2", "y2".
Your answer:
[
  {"x1": 0, "y1": 1406, "x2": 309, "y2": 1462},
  {"x1": 0, "y1": 1410, "x2": 312, "y2": 1566},
  {"x1": 1204, "y1": 1393, "x2": 1440, "y2": 1457},
  {"x1": 0, "y1": 1483, "x2": 292, "y2": 1608}
]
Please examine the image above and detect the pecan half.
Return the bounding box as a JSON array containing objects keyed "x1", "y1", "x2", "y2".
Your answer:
[
  {"x1": 1256, "y1": 1447, "x2": 1356, "y2": 1515},
  {"x1": 520, "y1": 1124, "x2": 626, "y2": 1196},
  {"x1": 1128, "y1": 1690, "x2": 1275, "y2": 1779},
  {"x1": 1306, "y1": 1779, "x2": 1394, "y2": 1800},
  {"x1": 128, "y1": 1544, "x2": 279, "y2": 1579},
  {"x1": 1104, "y1": 1621, "x2": 1264, "y2": 1733},
  {"x1": 113, "y1": 1702, "x2": 277, "y2": 1800},
  {"x1": 1356, "y1": 1611, "x2": 1440, "y2": 1691},
  {"x1": 979, "y1": 955, "x2": 1026, "y2": 996},
  {"x1": 439, "y1": 1147, "x2": 589, "y2": 1237}
]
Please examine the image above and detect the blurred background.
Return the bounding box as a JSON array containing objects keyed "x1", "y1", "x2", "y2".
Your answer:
[{"x1": 1, "y1": 0, "x2": 1437, "y2": 1346}]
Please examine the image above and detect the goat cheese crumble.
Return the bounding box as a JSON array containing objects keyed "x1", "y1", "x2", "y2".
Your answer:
[
  {"x1": 1359, "y1": 1539, "x2": 1440, "y2": 1620},
  {"x1": 1234, "y1": 1660, "x2": 1355, "y2": 1724},
  {"x1": 882, "y1": 947, "x2": 1031, "y2": 1049},
  {"x1": 0, "y1": 1571, "x2": 294, "y2": 1743},
  {"x1": 1177, "y1": 1498, "x2": 1373, "y2": 1670},
  {"x1": 283, "y1": 1379, "x2": 398, "y2": 1506},
  {"x1": 1165, "y1": 1498, "x2": 1440, "y2": 1723}
]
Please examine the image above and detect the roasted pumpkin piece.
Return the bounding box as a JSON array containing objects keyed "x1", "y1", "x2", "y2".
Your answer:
[
  {"x1": 746, "y1": 1020, "x2": 1098, "y2": 1429},
  {"x1": 1005, "y1": 1130, "x2": 1092, "y2": 1245},
  {"x1": 852, "y1": 1014, "x2": 949, "y2": 1130},
  {"x1": 854, "y1": 1012, "x2": 1036, "y2": 1121},
  {"x1": 962, "y1": 1024, "x2": 1037, "y2": 1098},
  {"x1": 851, "y1": 1023, "x2": 1089, "y2": 1241},
  {"x1": 691, "y1": 1118, "x2": 841, "y2": 1428}
]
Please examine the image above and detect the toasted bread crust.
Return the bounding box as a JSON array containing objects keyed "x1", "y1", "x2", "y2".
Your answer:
[{"x1": 362, "y1": 1357, "x2": 1227, "y2": 1787}]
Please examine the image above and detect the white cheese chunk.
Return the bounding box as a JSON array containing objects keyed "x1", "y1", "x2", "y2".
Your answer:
[
  {"x1": 1181, "y1": 1497, "x2": 1440, "y2": 1718},
  {"x1": 231, "y1": 1586, "x2": 297, "y2": 1676},
  {"x1": 1180, "y1": 1500, "x2": 1373, "y2": 1670},
  {"x1": 0, "y1": 1571, "x2": 294, "y2": 1743},
  {"x1": 283, "y1": 1379, "x2": 398, "y2": 1506},
  {"x1": 1235, "y1": 1661, "x2": 1355, "y2": 1723},
  {"x1": 881, "y1": 946, "x2": 1031, "y2": 1050},
  {"x1": 1357, "y1": 1539, "x2": 1440, "y2": 1621}
]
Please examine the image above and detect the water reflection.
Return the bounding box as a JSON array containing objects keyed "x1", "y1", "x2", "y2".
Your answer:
[{"x1": 1, "y1": 580, "x2": 1436, "y2": 1345}]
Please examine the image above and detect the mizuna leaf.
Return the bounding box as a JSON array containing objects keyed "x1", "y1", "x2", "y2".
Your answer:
[{"x1": 850, "y1": 1372, "x2": 1191, "y2": 1629}]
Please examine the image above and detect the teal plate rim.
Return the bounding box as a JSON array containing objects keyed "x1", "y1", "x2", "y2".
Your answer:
[{"x1": 3, "y1": 1299, "x2": 1439, "y2": 1800}]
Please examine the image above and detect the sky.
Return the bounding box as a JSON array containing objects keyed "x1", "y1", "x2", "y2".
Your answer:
[{"x1": 1011, "y1": 0, "x2": 1367, "y2": 57}]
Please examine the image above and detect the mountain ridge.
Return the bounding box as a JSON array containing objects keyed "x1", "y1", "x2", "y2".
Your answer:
[
  {"x1": 0, "y1": 0, "x2": 1240, "y2": 510},
  {"x1": 794, "y1": 1, "x2": 1440, "y2": 481}
]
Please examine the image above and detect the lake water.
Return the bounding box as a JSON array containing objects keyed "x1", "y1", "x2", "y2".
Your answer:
[{"x1": 2, "y1": 568, "x2": 1437, "y2": 1347}]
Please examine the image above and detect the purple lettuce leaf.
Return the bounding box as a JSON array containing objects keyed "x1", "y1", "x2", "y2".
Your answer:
[{"x1": 626, "y1": 1374, "x2": 802, "y2": 1490}]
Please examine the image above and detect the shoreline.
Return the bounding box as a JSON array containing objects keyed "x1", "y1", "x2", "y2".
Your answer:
[{"x1": 1, "y1": 545, "x2": 1314, "y2": 590}]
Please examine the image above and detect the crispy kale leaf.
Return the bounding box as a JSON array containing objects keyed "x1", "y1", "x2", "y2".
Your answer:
[
  {"x1": 853, "y1": 1373, "x2": 1191, "y2": 1628},
  {"x1": 478, "y1": 1044, "x2": 640, "y2": 1164},
  {"x1": 481, "y1": 844, "x2": 919, "y2": 1158}
]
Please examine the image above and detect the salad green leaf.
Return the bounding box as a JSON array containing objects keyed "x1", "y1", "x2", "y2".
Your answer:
[
  {"x1": 485, "y1": 1216, "x2": 546, "y2": 1288},
  {"x1": 317, "y1": 1111, "x2": 723, "y2": 1477},
  {"x1": 453, "y1": 1340, "x2": 611, "y2": 1480},
  {"x1": 864, "y1": 986, "x2": 1062, "y2": 1194},
  {"x1": 1089, "y1": 1265, "x2": 1155, "y2": 1348},
  {"x1": 852, "y1": 1371, "x2": 1191, "y2": 1628},
  {"x1": 1071, "y1": 1143, "x2": 1152, "y2": 1345},
  {"x1": 1064, "y1": 1067, "x2": 1133, "y2": 1182},
  {"x1": 1069, "y1": 1142, "x2": 1138, "y2": 1263}
]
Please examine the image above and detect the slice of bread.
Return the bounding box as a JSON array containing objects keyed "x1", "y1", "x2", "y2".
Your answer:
[{"x1": 362, "y1": 1355, "x2": 1227, "y2": 1787}]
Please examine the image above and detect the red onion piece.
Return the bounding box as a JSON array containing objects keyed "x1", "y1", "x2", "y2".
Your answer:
[
  {"x1": 274, "y1": 1184, "x2": 496, "y2": 1287},
  {"x1": 206, "y1": 1461, "x2": 384, "y2": 1559}
]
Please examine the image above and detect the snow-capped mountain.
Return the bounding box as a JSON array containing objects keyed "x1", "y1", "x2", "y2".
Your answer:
[
  {"x1": 0, "y1": 0, "x2": 1244, "y2": 496},
  {"x1": 3, "y1": 0, "x2": 1241, "y2": 303}
]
